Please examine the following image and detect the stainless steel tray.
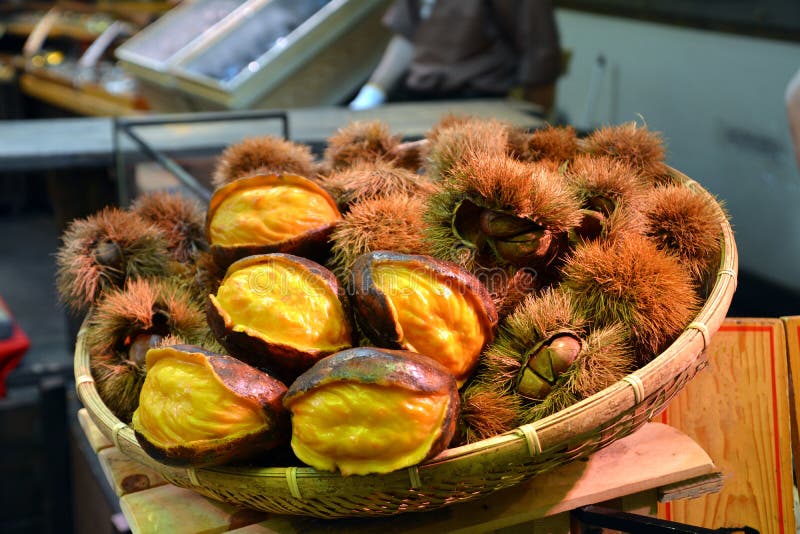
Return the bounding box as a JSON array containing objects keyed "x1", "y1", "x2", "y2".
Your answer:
[{"x1": 116, "y1": 0, "x2": 391, "y2": 110}]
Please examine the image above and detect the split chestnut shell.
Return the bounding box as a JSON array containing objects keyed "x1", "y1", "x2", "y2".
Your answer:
[
  {"x1": 131, "y1": 344, "x2": 289, "y2": 467},
  {"x1": 206, "y1": 173, "x2": 342, "y2": 266},
  {"x1": 350, "y1": 251, "x2": 498, "y2": 386},
  {"x1": 283, "y1": 347, "x2": 460, "y2": 475},
  {"x1": 207, "y1": 254, "x2": 354, "y2": 383}
]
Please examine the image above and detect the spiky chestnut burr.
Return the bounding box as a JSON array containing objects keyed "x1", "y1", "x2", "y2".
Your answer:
[
  {"x1": 458, "y1": 288, "x2": 634, "y2": 444},
  {"x1": 564, "y1": 154, "x2": 649, "y2": 243},
  {"x1": 319, "y1": 160, "x2": 436, "y2": 211},
  {"x1": 131, "y1": 191, "x2": 208, "y2": 264},
  {"x1": 56, "y1": 207, "x2": 171, "y2": 313},
  {"x1": 328, "y1": 192, "x2": 432, "y2": 278},
  {"x1": 581, "y1": 122, "x2": 673, "y2": 185},
  {"x1": 508, "y1": 124, "x2": 580, "y2": 164},
  {"x1": 190, "y1": 249, "x2": 228, "y2": 301},
  {"x1": 424, "y1": 117, "x2": 510, "y2": 181},
  {"x1": 212, "y1": 136, "x2": 317, "y2": 188},
  {"x1": 643, "y1": 184, "x2": 727, "y2": 291},
  {"x1": 424, "y1": 152, "x2": 582, "y2": 277},
  {"x1": 561, "y1": 234, "x2": 700, "y2": 363},
  {"x1": 322, "y1": 121, "x2": 401, "y2": 172},
  {"x1": 86, "y1": 277, "x2": 218, "y2": 423}
]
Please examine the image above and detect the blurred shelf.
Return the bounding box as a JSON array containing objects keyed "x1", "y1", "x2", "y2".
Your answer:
[
  {"x1": 19, "y1": 72, "x2": 145, "y2": 117},
  {"x1": 0, "y1": 99, "x2": 545, "y2": 171}
]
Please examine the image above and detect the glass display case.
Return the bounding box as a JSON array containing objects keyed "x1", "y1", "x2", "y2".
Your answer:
[{"x1": 115, "y1": 0, "x2": 392, "y2": 111}]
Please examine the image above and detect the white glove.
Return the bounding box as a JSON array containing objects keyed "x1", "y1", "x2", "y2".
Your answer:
[{"x1": 348, "y1": 83, "x2": 386, "y2": 110}]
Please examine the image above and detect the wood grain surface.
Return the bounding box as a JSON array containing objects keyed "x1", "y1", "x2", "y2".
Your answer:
[
  {"x1": 86, "y1": 421, "x2": 719, "y2": 534},
  {"x1": 659, "y1": 318, "x2": 795, "y2": 533},
  {"x1": 781, "y1": 315, "x2": 800, "y2": 499},
  {"x1": 97, "y1": 447, "x2": 167, "y2": 496}
]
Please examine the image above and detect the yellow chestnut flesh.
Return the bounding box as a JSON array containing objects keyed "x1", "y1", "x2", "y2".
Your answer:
[
  {"x1": 210, "y1": 262, "x2": 350, "y2": 353},
  {"x1": 288, "y1": 383, "x2": 448, "y2": 476},
  {"x1": 371, "y1": 262, "x2": 486, "y2": 383},
  {"x1": 209, "y1": 185, "x2": 340, "y2": 247},
  {"x1": 132, "y1": 351, "x2": 264, "y2": 449}
]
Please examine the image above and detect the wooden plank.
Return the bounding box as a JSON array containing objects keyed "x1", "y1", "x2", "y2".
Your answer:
[
  {"x1": 658, "y1": 318, "x2": 795, "y2": 534},
  {"x1": 77, "y1": 407, "x2": 112, "y2": 453},
  {"x1": 97, "y1": 447, "x2": 167, "y2": 497},
  {"x1": 120, "y1": 484, "x2": 268, "y2": 534},
  {"x1": 658, "y1": 473, "x2": 725, "y2": 503},
  {"x1": 781, "y1": 315, "x2": 800, "y2": 489},
  {"x1": 218, "y1": 423, "x2": 718, "y2": 534}
]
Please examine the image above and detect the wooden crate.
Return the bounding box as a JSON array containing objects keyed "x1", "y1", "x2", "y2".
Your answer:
[
  {"x1": 781, "y1": 315, "x2": 800, "y2": 490},
  {"x1": 659, "y1": 318, "x2": 795, "y2": 533}
]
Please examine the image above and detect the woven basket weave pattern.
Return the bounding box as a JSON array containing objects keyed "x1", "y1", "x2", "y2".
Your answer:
[{"x1": 74, "y1": 168, "x2": 736, "y2": 519}]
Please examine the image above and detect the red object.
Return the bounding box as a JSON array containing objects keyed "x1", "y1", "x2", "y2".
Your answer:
[{"x1": 0, "y1": 297, "x2": 30, "y2": 397}]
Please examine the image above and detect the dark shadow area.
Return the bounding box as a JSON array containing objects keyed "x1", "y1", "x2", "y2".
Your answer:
[{"x1": 727, "y1": 270, "x2": 800, "y2": 318}]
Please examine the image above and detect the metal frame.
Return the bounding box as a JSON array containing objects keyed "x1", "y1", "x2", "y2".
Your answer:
[
  {"x1": 112, "y1": 109, "x2": 289, "y2": 205},
  {"x1": 571, "y1": 505, "x2": 760, "y2": 534}
]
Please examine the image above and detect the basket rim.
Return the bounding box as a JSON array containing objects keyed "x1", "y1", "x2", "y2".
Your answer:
[{"x1": 73, "y1": 166, "x2": 737, "y2": 504}]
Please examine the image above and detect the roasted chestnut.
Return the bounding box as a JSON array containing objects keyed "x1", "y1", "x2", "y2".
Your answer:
[
  {"x1": 350, "y1": 251, "x2": 498, "y2": 386},
  {"x1": 207, "y1": 254, "x2": 354, "y2": 383},
  {"x1": 283, "y1": 347, "x2": 459, "y2": 475},
  {"x1": 132, "y1": 344, "x2": 289, "y2": 467}
]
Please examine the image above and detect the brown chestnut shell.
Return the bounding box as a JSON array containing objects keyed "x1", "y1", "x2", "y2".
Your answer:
[
  {"x1": 205, "y1": 173, "x2": 342, "y2": 268},
  {"x1": 350, "y1": 251, "x2": 498, "y2": 385},
  {"x1": 284, "y1": 347, "x2": 460, "y2": 474},
  {"x1": 132, "y1": 344, "x2": 289, "y2": 467},
  {"x1": 207, "y1": 254, "x2": 355, "y2": 384}
]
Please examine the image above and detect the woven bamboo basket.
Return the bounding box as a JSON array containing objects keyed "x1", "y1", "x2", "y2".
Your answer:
[{"x1": 74, "y1": 167, "x2": 737, "y2": 519}]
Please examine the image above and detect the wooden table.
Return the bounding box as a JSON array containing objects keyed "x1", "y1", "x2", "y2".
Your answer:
[{"x1": 77, "y1": 410, "x2": 722, "y2": 534}]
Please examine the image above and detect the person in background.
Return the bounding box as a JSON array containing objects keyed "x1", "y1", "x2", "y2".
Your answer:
[{"x1": 349, "y1": 0, "x2": 561, "y2": 115}]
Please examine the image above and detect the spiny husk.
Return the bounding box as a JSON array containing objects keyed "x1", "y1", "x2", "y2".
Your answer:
[
  {"x1": 422, "y1": 187, "x2": 481, "y2": 272},
  {"x1": 423, "y1": 164, "x2": 571, "y2": 279},
  {"x1": 643, "y1": 184, "x2": 727, "y2": 289},
  {"x1": 387, "y1": 138, "x2": 430, "y2": 172},
  {"x1": 460, "y1": 290, "x2": 635, "y2": 443},
  {"x1": 483, "y1": 288, "x2": 586, "y2": 385},
  {"x1": 448, "y1": 152, "x2": 582, "y2": 233},
  {"x1": 86, "y1": 277, "x2": 217, "y2": 423},
  {"x1": 581, "y1": 122, "x2": 673, "y2": 184},
  {"x1": 490, "y1": 267, "x2": 540, "y2": 318},
  {"x1": 56, "y1": 207, "x2": 171, "y2": 313},
  {"x1": 319, "y1": 160, "x2": 436, "y2": 210},
  {"x1": 131, "y1": 191, "x2": 208, "y2": 264},
  {"x1": 212, "y1": 136, "x2": 316, "y2": 188},
  {"x1": 459, "y1": 288, "x2": 583, "y2": 443},
  {"x1": 191, "y1": 249, "x2": 227, "y2": 301},
  {"x1": 156, "y1": 333, "x2": 186, "y2": 348},
  {"x1": 322, "y1": 120, "x2": 401, "y2": 171},
  {"x1": 509, "y1": 124, "x2": 579, "y2": 163},
  {"x1": 425, "y1": 117, "x2": 510, "y2": 181},
  {"x1": 516, "y1": 322, "x2": 634, "y2": 425},
  {"x1": 565, "y1": 155, "x2": 648, "y2": 212},
  {"x1": 561, "y1": 234, "x2": 700, "y2": 362},
  {"x1": 457, "y1": 384, "x2": 520, "y2": 446},
  {"x1": 565, "y1": 155, "x2": 649, "y2": 244},
  {"x1": 426, "y1": 113, "x2": 475, "y2": 143},
  {"x1": 590, "y1": 200, "x2": 647, "y2": 244},
  {"x1": 328, "y1": 192, "x2": 433, "y2": 279}
]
